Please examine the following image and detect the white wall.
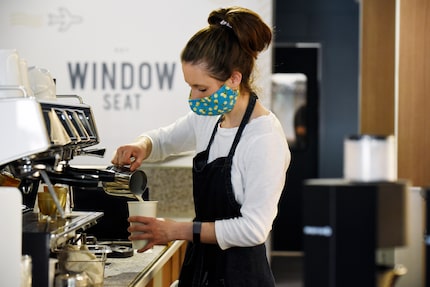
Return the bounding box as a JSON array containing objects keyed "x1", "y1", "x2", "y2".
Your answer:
[{"x1": 0, "y1": 0, "x2": 273, "y2": 165}]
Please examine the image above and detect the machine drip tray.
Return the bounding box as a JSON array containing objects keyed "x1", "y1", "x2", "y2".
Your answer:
[
  {"x1": 97, "y1": 241, "x2": 134, "y2": 258},
  {"x1": 23, "y1": 211, "x2": 103, "y2": 240}
]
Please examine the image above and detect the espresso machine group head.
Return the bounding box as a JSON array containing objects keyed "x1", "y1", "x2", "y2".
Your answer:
[{"x1": 0, "y1": 94, "x2": 113, "y2": 286}]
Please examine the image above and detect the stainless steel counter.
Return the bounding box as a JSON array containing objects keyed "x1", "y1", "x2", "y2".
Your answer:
[{"x1": 104, "y1": 240, "x2": 185, "y2": 286}]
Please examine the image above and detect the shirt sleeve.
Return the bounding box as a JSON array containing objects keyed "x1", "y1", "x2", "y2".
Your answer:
[{"x1": 135, "y1": 112, "x2": 197, "y2": 162}]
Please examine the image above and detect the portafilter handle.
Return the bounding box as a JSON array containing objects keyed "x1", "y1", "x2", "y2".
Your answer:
[
  {"x1": 75, "y1": 148, "x2": 106, "y2": 158},
  {"x1": 45, "y1": 167, "x2": 116, "y2": 188},
  {"x1": 64, "y1": 166, "x2": 115, "y2": 182}
]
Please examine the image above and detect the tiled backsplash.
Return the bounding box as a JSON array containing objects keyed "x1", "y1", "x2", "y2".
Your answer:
[{"x1": 142, "y1": 166, "x2": 195, "y2": 219}]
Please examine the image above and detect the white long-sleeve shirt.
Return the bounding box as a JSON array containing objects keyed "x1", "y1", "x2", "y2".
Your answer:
[{"x1": 137, "y1": 111, "x2": 290, "y2": 250}]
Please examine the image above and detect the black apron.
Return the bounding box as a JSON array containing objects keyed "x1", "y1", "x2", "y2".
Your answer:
[{"x1": 178, "y1": 94, "x2": 276, "y2": 287}]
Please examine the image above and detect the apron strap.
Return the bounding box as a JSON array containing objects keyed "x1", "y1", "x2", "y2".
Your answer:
[
  {"x1": 205, "y1": 116, "x2": 223, "y2": 152},
  {"x1": 226, "y1": 93, "x2": 258, "y2": 160},
  {"x1": 204, "y1": 93, "x2": 258, "y2": 156}
]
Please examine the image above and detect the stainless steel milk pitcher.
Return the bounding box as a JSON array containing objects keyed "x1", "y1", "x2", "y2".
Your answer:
[{"x1": 102, "y1": 165, "x2": 148, "y2": 198}]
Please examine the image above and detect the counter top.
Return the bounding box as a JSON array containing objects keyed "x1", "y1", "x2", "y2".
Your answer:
[
  {"x1": 140, "y1": 152, "x2": 194, "y2": 168},
  {"x1": 104, "y1": 240, "x2": 185, "y2": 286}
]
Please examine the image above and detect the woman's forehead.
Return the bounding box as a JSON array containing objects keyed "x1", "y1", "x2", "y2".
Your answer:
[{"x1": 182, "y1": 62, "x2": 217, "y2": 86}]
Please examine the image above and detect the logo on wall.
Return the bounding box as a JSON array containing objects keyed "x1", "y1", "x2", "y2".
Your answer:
[
  {"x1": 67, "y1": 61, "x2": 177, "y2": 111},
  {"x1": 9, "y1": 7, "x2": 82, "y2": 32},
  {"x1": 48, "y1": 7, "x2": 83, "y2": 32}
]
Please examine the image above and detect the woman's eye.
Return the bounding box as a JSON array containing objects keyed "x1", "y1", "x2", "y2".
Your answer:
[{"x1": 198, "y1": 88, "x2": 207, "y2": 92}]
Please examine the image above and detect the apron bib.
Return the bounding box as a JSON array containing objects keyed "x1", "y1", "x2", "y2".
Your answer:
[{"x1": 178, "y1": 94, "x2": 276, "y2": 287}]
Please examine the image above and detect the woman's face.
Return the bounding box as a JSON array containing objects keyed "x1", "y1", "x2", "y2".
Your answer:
[{"x1": 182, "y1": 62, "x2": 224, "y2": 100}]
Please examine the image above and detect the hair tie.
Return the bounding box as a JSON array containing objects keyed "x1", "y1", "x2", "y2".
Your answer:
[{"x1": 220, "y1": 20, "x2": 232, "y2": 29}]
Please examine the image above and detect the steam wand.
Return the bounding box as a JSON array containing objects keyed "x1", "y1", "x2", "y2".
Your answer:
[{"x1": 39, "y1": 169, "x2": 66, "y2": 219}]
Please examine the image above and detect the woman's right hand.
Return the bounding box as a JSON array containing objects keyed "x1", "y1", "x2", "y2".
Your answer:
[{"x1": 111, "y1": 137, "x2": 152, "y2": 171}]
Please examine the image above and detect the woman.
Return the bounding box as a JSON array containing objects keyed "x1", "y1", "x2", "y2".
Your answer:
[{"x1": 111, "y1": 6, "x2": 290, "y2": 287}]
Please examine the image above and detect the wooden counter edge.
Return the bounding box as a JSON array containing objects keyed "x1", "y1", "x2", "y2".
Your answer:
[{"x1": 128, "y1": 240, "x2": 186, "y2": 287}]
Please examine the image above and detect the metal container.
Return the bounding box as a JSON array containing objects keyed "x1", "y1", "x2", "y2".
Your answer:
[
  {"x1": 55, "y1": 272, "x2": 89, "y2": 287},
  {"x1": 102, "y1": 165, "x2": 148, "y2": 198},
  {"x1": 21, "y1": 255, "x2": 32, "y2": 287},
  {"x1": 343, "y1": 134, "x2": 396, "y2": 182},
  {"x1": 57, "y1": 245, "x2": 108, "y2": 287}
]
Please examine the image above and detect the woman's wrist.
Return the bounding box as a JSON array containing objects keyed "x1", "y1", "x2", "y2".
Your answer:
[
  {"x1": 139, "y1": 136, "x2": 152, "y2": 155},
  {"x1": 171, "y1": 221, "x2": 193, "y2": 242},
  {"x1": 171, "y1": 221, "x2": 217, "y2": 244},
  {"x1": 133, "y1": 135, "x2": 152, "y2": 161}
]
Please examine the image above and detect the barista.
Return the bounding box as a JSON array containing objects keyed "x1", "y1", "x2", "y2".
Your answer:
[{"x1": 112, "y1": 6, "x2": 290, "y2": 287}]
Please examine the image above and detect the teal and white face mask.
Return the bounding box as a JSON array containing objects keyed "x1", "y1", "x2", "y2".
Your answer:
[{"x1": 188, "y1": 85, "x2": 238, "y2": 116}]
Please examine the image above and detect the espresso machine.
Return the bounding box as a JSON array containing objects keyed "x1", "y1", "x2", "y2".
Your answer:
[{"x1": 0, "y1": 89, "x2": 132, "y2": 286}]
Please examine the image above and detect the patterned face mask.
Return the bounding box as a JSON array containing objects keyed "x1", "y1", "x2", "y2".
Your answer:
[{"x1": 188, "y1": 85, "x2": 239, "y2": 116}]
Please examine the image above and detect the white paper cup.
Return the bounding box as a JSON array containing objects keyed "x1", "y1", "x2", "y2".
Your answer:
[
  {"x1": 28, "y1": 66, "x2": 56, "y2": 100},
  {"x1": 0, "y1": 49, "x2": 24, "y2": 98},
  {"x1": 19, "y1": 58, "x2": 33, "y2": 97},
  {"x1": 127, "y1": 201, "x2": 158, "y2": 250},
  {"x1": 343, "y1": 134, "x2": 396, "y2": 182}
]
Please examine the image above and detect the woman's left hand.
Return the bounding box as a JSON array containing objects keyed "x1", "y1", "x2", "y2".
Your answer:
[{"x1": 127, "y1": 216, "x2": 178, "y2": 252}]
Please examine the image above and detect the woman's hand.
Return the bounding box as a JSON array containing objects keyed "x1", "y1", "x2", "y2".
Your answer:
[
  {"x1": 127, "y1": 216, "x2": 219, "y2": 252},
  {"x1": 128, "y1": 217, "x2": 188, "y2": 252},
  {"x1": 111, "y1": 137, "x2": 152, "y2": 171}
]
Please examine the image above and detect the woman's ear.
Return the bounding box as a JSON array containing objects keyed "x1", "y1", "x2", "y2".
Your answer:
[{"x1": 228, "y1": 71, "x2": 242, "y2": 89}]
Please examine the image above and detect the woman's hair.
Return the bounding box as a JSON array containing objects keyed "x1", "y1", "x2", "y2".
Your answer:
[{"x1": 181, "y1": 6, "x2": 272, "y2": 93}]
